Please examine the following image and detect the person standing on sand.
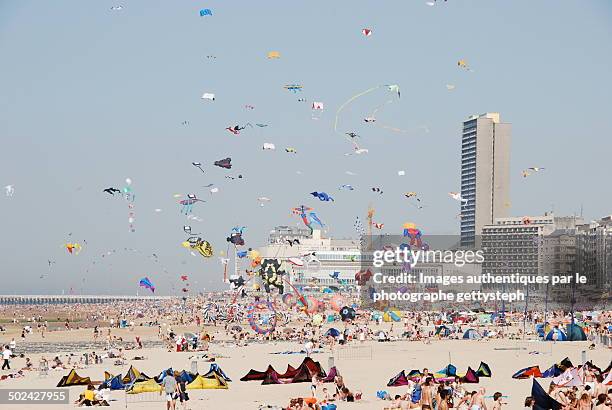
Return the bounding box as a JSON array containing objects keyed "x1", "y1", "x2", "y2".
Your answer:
[
  {"x1": 2, "y1": 345, "x2": 12, "y2": 370},
  {"x1": 162, "y1": 370, "x2": 179, "y2": 410}
]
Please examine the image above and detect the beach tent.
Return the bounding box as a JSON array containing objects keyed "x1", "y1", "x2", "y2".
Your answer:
[
  {"x1": 536, "y1": 323, "x2": 547, "y2": 337},
  {"x1": 435, "y1": 325, "x2": 451, "y2": 337},
  {"x1": 202, "y1": 363, "x2": 231, "y2": 382},
  {"x1": 566, "y1": 323, "x2": 587, "y2": 341},
  {"x1": 126, "y1": 379, "x2": 162, "y2": 394},
  {"x1": 178, "y1": 370, "x2": 197, "y2": 383},
  {"x1": 545, "y1": 328, "x2": 568, "y2": 341},
  {"x1": 322, "y1": 367, "x2": 337, "y2": 383},
  {"x1": 462, "y1": 328, "x2": 481, "y2": 340},
  {"x1": 98, "y1": 374, "x2": 125, "y2": 390},
  {"x1": 476, "y1": 362, "x2": 492, "y2": 378},
  {"x1": 436, "y1": 364, "x2": 457, "y2": 377},
  {"x1": 512, "y1": 366, "x2": 543, "y2": 379},
  {"x1": 154, "y1": 368, "x2": 173, "y2": 383},
  {"x1": 542, "y1": 364, "x2": 563, "y2": 378},
  {"x1": 383, "y1": 308, "x2": 401, "y2": 322},
  {"x1": 122, "y1": 365, "x2": 150, "y2": 384},
  {"x1": 559, "y1": 357, "x2": 574, "y2": 369},
  {"x1": 240, "y1": 365, "x2": 277, "y2": 381},
  {"x1": 241, "y1": 358, "x2": 328, "y2": 385},
  {"x1": 531, "y1": 379, "x2": 562, "y2": 409},
  {"x1": 187, "y1": 373, "x2": 228, "y2": 390},
  {"x1": 461, "y1": 367, "x2": 480, "y2": 384},
  {"x1": 325, "y1": 328, "x2": 341, "y2": 338},
  {"x1": 387, "y1": 370, "x2": 409, "y2": 387},
  {"x1": 57, "y1": 369, "x2": 92, "y2": 387},
  {"x1": 406, "y1": 369, "x2": 422, "y2": 379},
  {"x1": 289, "y1": 357, "x2": 327, "y2": 383}
]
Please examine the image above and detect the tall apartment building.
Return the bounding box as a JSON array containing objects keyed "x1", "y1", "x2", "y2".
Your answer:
[{"x1": 460, "y1": 113, "x2": 511, "y2": 247}]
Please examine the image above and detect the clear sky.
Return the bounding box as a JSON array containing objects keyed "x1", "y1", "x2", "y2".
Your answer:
[{"x1": 1, "y1": 0, "x2": 611, "y2": 295}]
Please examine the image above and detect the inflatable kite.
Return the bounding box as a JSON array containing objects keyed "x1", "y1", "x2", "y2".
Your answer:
[
  {"x1": 139, "y1": 277, "x2": 155, "y2": 293},
  {"x1": 182, "y1": 237, "x2": 213, "y2": 258}
]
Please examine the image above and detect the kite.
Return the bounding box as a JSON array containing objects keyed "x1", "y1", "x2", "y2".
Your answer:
[
  {"x1": 339, "y1": 184, "x2": 354, "y2": 191},
  {"x1": 103, "y1": 187, "x2": 121, "y2": 195},
  {"x1": 311, "y1": 101, "x2": 324, "y2": 119},
  {"x1": 284, "y1": 84, "x2": 303, "y2": 93},
  {"x1": 4, "y1": 185, "x2": 14, "y2": 197},
  {"x1": 201, "y1": 93, "x2": 215, "y2": 100},
  {"x1": 258, "y1": 259, "x2": 286, "y2": 294},
  {"x1": 179, "y1": 194, "x2": 205, "y2": 214},
  {"x1": 285, "y1": 147, "x2": 297, "y2": 154},
  {"x1": 192, "y1": 162, "x2": 205, "y2": 173},
  {"x1": 255, "y1": 123, "x2": 268, "y2": 127},
  {"x1": 372, "y1": 187, "x2": 383, "y2": 194},
  {"x1": 139, "y1": 277, "x2": 155, "y2": 293},
  {"x1": 362, "y1": 28, "x2": 372, "y2": 37},
  {"x1": 345, "y1": 171, "x2": 357, "y2": 176},
  {"x1": 522, "y1": 167, "x2": 545, "y2": 178},
  {"x1": 403, "y1": 223, "x2": 423, "y2": 248},
  {"x1": 310, "y1": 191, "x2": 334, "y2": 202},
  {"x1": 397, "y1": 170, "x2": 406, "y2": 176},
  {"x1": 244, "y1": 105, "x2": 255, "y2": 110},
  {"x1": 457, "y1": 59, "x2": 474, "y2": 72},
  {"x1": 257, "y1": 197, "x2": 271, "y2": 206},
  {"x1": 227, "y1": 232, "x2": 245, "y2": 246},
  {"x1": 286, "y1": 239, "x2": 300, "y2": 246},
  {"x1": 446, "y1": 84, "x2": 456, "y2": 90},
  {"x1": 209, "y1": 187, "x2": 219, "y2": 194},
  {"x1": 183, "y1": 225, "x2": 201, "y2": 235},
  {"x1": 206, "y1": 55, "x2": 216, "y2": 59},
  {"x1": 373, "y1": 222, "x2": 384, "y2": 229},
  {"x1": 110, "y1": 6, "x2": 123, "y2": 11},
  {"x1": 364, "y1": 117, "x2": 376, "y2": 123},
  {"x1": 262, "y1": 143, "x2": 276, "y2": 150},
  {"x1": 267, "y1": 51, "x2": 280, "y2": 59},
  {"x1": 340, "y1": 306, "x2": 356, "y2": 321},
  {"x1": 226, "y1": 123, "x2": 252, "y2": 135},
  {"x1": 449, "y1": 192, "x2": 468, "y2": 204},
  {"x1": 64, "y1": 243, "x2": 82, "y2": 255},
  {"x1": 181, "y1": 120, "x2": 189, "y2": 126},
  {"x1": 182, "y1": 237, "x2": 213, "y2": 258},
  {"x1": 199, "y1": 9, "x2": 212, "y2": 16},
  {"x1": 247, "y1": 301, "x2": 277, "y2": 334},
  {"x1": 214, "y1": 158, "x2": 232, "y2": 169},
  {"x1": 297, "y1": 98, "x2": 307, "y2": 102},
  {"x1": 292, "y1": 205, "x2": 324, "y2": 233}
]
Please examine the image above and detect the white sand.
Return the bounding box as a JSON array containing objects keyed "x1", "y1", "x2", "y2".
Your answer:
[{"x1": 0, "y1": 331, "x2": 608, "y2": 409}]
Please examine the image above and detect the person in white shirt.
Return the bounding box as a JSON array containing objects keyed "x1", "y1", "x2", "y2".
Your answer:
[
  {"x1": 2, "y1": 346, "x2": 12, "y2": 370},
  {"x1": 9, "y1": 338, "x2": 16, "y2": 351}
]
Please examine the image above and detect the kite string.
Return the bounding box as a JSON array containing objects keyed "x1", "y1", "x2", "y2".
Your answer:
[{"x1": 333, "y1": 86, "x2": 382, "y2": 135}]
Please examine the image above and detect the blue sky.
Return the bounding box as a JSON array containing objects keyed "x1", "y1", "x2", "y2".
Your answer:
[{"x1": 1, "y1": 0, "x2": 611, "y2": 294}]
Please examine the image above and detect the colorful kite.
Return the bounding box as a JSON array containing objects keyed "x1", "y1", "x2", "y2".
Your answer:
[
  {"x1": 310, "y1": 191, "x2": 334, "y2": 202},
  {"x1": 214, "y1": 158, "x2": 232, "y2": 169},
  {"x1": 139, "y1": 277, "x2": 155, "y2": 293},
  {"x1": 284, "y1": 84, "x2": 303, "y2": 93},
  {"x1": 267, "y1": 51, "x2": 280, "y2": 59},
  {"x1": 182, "y1": 237, "x2": 213, "y2": 258},
  {"x1": 179, "y1": 194, "x2": 205, "y2": 215},
  {"x1": 362, "y1": 28, "x2": 372, "y2": 37}
]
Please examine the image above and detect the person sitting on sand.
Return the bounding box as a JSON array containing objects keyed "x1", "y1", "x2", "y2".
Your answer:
[{"x1": 75, "y1": 384, "x2": 96, "y2": 406}]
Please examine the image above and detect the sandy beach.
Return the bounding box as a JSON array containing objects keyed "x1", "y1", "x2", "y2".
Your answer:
[{"x1": 0, "y1": 323, "x2": 609, "y2": 409}]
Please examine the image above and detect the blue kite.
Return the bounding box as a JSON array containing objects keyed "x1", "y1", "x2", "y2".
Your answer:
[
  {"x1": 199, "y1": 9, "x2": 212, "y2": 16},
  {"x1": 310, "y1": 191, "x2": 334, "y2": 202},
  {"x1": 139, "y1": 277, "x2": 155, "y2": 293}
]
